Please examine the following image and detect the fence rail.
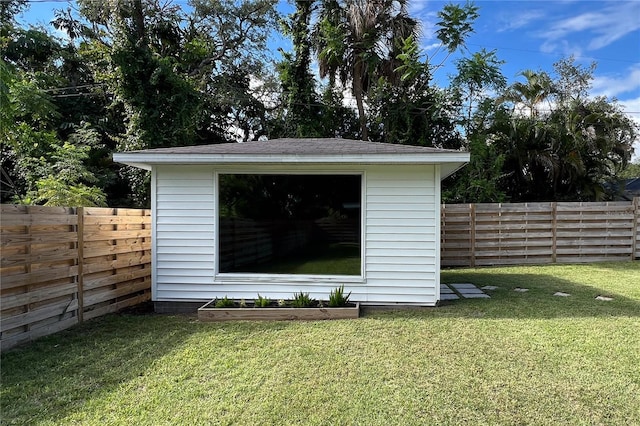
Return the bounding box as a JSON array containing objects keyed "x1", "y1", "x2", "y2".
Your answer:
[
  {"x1": 1, "y1": 205, "x2": 151, "y2": 351},
  {"x1": 441, "y1": 198, "x2": 640, "y2": 267}
]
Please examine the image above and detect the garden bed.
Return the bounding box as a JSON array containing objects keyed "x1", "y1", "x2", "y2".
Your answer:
[{"x1": 198, "y1": 300, "x2": 360, "y2": 321}]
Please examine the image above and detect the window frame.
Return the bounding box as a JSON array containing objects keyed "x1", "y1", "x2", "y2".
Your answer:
[{"x1": 213, "y1": 169, "x2": 366, "y2": 284}]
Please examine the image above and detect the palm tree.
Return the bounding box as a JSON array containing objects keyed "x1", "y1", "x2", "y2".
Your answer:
[
  {"x1": 313, "y1": 0, "x2": 418, "y2": 140},
  {"x1": 499, "y1": 70, "x2": 554, "y2": 118}
]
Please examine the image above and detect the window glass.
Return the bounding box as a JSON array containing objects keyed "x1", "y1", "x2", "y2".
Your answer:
[{"x1": 218, "y1": 174, "x2": 361, "y2": 275}]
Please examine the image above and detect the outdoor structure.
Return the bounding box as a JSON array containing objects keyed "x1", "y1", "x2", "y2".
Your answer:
[{"x1": 114, "y1": 138, "x2": 469, "y2": 307}]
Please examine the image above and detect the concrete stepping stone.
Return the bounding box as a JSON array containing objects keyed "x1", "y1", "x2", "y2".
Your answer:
[
  {"x1": 457, "y1": 288, "x2": 485, "y2": 294},
  {"x1": 440, "y1": 284, "x2": 460, "y2": 300},
  {"x1": 514, "y1": 288, "x2": 529, "y2": 293},
  {"x1": 440, "y1": 293, "x2": 460, "y2": 300},
  {"x1": 595, "y1": 295, "x2": 613, "y2": 301},
  {"x1": 450, "y1": 283, "x2": 491, "y2": 299},
  {"x1": 554, "y1": 292, "x2": 571, "y2": 297},
  {"x1": 462, "y1": 293, "x2": 491, "y2": 299},
  {"x1": 441, "y1": 283, "x2": 490, "y2": 300},
  {"x1": 481, "y1": 285, "x2": 499, "y2": 290},
  {"x1": 451, "y1": 283, "x2": 477, "y2": 290},
  {"x1": 440, "y1": 285, "x2": 455, "y2": 294}
]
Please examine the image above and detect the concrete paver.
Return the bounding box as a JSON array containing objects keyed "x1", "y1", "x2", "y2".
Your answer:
[{"x1": 441, "y1": 283, "x2": 490, "y2": 300}]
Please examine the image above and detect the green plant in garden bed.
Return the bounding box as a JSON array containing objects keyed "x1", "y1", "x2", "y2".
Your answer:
[
  {"x1": 254, "y1": 294, "x2": 270, "y2": 308},
  {"x1": 329, "y1": 285, "x2": 352, "y2": 307},
  {"x1": 214, "y1": 296, "x2": 235, "y2": 308},
  {"x1": 290, "y1": 291, "x2": 315, "y2": 308},
  {"x1": 210, "y1": 288, "x2": 353, "y2": 309}
]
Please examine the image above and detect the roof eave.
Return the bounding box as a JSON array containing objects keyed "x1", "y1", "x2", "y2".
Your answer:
[{"x1": 113, "y1": 152, "x2": 470, "y2": 167}]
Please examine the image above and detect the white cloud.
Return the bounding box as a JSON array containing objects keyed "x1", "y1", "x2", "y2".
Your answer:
[
  {"x1": 592, "y1": 65, "x2": 640, "y2": 98},
  {"x1": 617, "y1": 96, "x2": 640, "y2": 161},
  {"x1": 540, "y1": 38, "x2": 584, "y2": 59},
  {"x1": 539, "y1": 2, "x2": 640, "y2": 53},
  {"x1": 424, "y1": 42, "x2": 442, "y2": 52},
  {"x1": 408, "y1": 0, "x2": 429, "y2": 17},
  {"x1": 497, "y1": 10, "x2": 545, "y2": 32}
]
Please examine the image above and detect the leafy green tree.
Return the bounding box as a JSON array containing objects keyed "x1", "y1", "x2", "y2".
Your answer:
[
  {"x1": 619, "y1": 161, "x2": 640, "y2": 179},
  {"x1": 25, "y1": 142, "x2": 107, "y2": 207},
  {"x1": 312, "y1": 0, "x2": 479, "y2": 141},
  {"x1": 498, "y1": 69, "x2": 554, "y2": 118},
  {"x1": 313, "y1": 0, "x2": 419, "y2": 140},
  {"x1": 69, "y1": 0, "x2": 277, "y2": 205},
  {"x1": 434, "y1": 2, "x2": 479, "y2": 55},
  {"x1": 443, "y1": 135, "x2": 507, "y2": 203},
  {"x1": 452, "y1": 48, "x2": 506, "y2": 134},
  {"x1": 489, "y1": 58, "x2": 638, "y2": 201},
  {"x1": 2, "y1": 0, "x2": 126, "y2": 205},
  {"x1": 368, "y1": 35, "x2": 463, "y2": 148},
  {"x1": 276, "y1": 0, "x2": 325, "y2": 137},
  {"x1": 1, "y1": 58, "x2": 107, "y2": 206}
]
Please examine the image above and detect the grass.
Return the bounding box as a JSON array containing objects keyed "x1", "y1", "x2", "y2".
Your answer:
[{"x1": 2, "y1": 261, "x2": 639, "y2": 425}]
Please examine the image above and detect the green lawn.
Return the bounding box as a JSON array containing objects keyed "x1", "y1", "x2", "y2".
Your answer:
[{"x1": 2, "y1": 262, "x2": 639, "y2": 425}]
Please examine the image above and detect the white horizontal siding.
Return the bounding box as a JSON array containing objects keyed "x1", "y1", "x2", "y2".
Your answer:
[
  {"x1": 157, "y1": 240, "x2": 214, "y2": 248},
  {"x1": 364, "y1": 165, "x2": 438, "y2": 304},
  {"x1": 157, "y1": 254, "x2": 214, "y2": 262},
  {"x1": 152, "y1": 164, "x2": 441, "y2": 306},
  {"x1": 367, "y1": 256, "x2": 436, "y2": 265},
  {"x1": 154, "y1": 166, "x2": 215, "y2": 300},
  {"x1": 158, "y1": 282, "x2": 368, "y2": 303}
]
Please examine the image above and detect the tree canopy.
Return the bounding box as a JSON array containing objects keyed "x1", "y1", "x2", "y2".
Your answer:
[{"x1": 2, "y1": 0, "x2": 637, "y2": 207}]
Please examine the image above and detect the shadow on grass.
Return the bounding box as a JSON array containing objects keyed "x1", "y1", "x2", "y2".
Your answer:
[
  {"x1": 8, "y1": 313, "x2": 275, "y2": 426},
  {"x1": 0, "y1": 312, "x2": 296, "y2": 424},
  {"x1": 432, "y1": 264, "x2": 640, "y2": 319}
]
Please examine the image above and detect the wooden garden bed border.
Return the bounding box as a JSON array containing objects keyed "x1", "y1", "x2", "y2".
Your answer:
[{"x1": 197, "y1": 301, "x2": 360, "y2": 321}]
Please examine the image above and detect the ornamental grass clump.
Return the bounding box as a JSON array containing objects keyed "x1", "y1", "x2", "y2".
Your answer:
[
  {"x1": 290, "y1": 292, "x2": 314, "y2": 308},
  {"x1": 254, "y1": 294, "x2": 270, "y2": 308},
  {"x1": 328, "y1": 285, "x2": 351, "y2": 307},
  {"x1": 214, "y1": 296, "x2": 235, "y2": 308}
]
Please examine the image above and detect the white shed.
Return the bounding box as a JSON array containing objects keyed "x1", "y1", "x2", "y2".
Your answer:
[{"x1": 114, "y1": 138, "x2": 469, "y2": 309}]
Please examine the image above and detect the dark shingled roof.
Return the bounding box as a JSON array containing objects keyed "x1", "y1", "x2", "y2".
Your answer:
[{"x1": 126, "y1": 138, "x2": 460, "y2": 155}]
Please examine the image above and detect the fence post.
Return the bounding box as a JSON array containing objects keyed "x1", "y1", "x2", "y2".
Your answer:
[
  {"x1": 25, "y1": 206, "x2": 33, "y2": 332},
  {"x1": 633, "y1": 197, "x2": 639, "y2": 261},
  {"x1": 470, "y1": 203, "x2": 476, "y2": 267},
  {"x1": 76, "y1": 207, "x2": 84, "y2": 323},
  {"x1": 551, "y1": 202, "x2": 557, "y2": 264}
]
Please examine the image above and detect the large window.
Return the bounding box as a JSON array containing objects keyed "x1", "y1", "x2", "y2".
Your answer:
[{"x1": 218, "y1": 174, "x2": 361, "y2": 275}]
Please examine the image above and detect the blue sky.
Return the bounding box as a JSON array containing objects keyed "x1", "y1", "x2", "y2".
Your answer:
[{"x1": 18, "y1": 0, "x2": 640, "y2": 157}]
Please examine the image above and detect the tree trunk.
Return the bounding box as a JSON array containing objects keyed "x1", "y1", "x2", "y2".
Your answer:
[{"x1": 353, "y1": 65, "x2": 368, "y2": 141}]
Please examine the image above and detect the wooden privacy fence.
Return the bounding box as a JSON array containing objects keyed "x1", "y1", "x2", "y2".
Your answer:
[
  {"x1": 442, "y1": 198, "x2": 640, "y2": 267},
  {"x1": 1, "y1": 205, "x2": 151, "y2": 351},
  {"x1": 2, "y1": 200, "x2": 639, "y2": 348}
]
